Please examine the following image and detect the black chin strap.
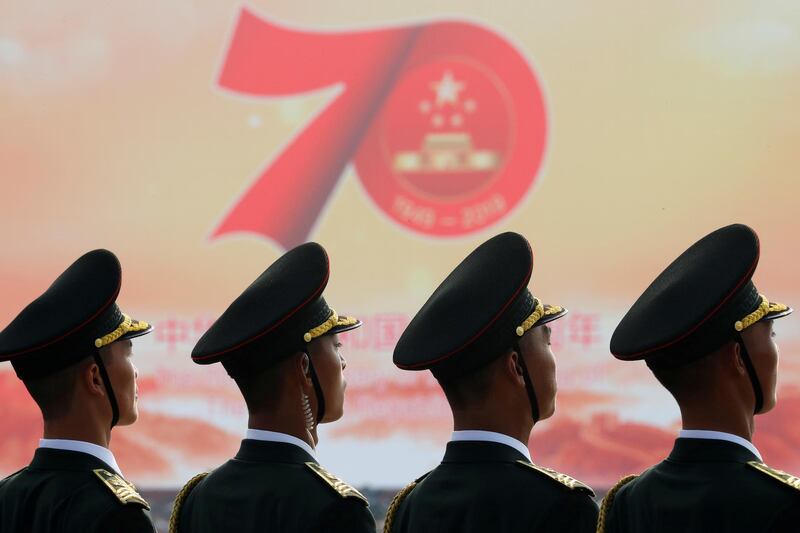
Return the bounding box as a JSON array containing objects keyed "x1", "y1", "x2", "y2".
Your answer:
[
  {"x1": 305, "y1": 353, "x2": 326, "y2": 424},
  {"x1": 93, "y1": 350, "x2": 119, "y2": 429},
  {"x1": 513, "y1": 341, "x2": 540, "y2": 424},
  {"x1": 735, "y1": 333, "x2": 763, "y2": 415}
]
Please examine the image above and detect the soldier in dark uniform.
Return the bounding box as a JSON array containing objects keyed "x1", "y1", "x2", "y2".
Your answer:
[
  {"x1": 600, "y1": 223, "x2": 800, "y2": 532},
  {"x1": 385, "y1": 232, "x2": 599, "y2": 533},
  {"x1": 169, "y1": 242, "x2": 376, "y2": 533},
  {"x1": 0, "y1": 249, "x2": 156, "y2": 532}
]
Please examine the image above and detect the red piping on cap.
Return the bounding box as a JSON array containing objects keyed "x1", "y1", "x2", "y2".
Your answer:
[
  {"x1": 192, "y1": 255, "x2": 331, "y2": 361},
  {"x1": 397, "y1": 241, "x2": 534, "y2": 370},
  {"x1": 619, "y1": 237, "x2": 760, "y2": 360},
  {"x1": 1, "y1": 261, "x2": 122, "y2": 360}
]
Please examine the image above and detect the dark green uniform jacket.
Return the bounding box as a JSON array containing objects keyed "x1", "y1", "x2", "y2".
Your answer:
[
  {"x1": 0, "y1": 448, "x2": 155, "y2": 533},
  {"x1": 175, "y1": 439, "x2": 376, "y2": 533},
  {"x1": 603, "y1": 438, "x2": 800, "y2": 532},
  {"x1": 388, "y1": 441, "x2": 598, "y2": 532}
]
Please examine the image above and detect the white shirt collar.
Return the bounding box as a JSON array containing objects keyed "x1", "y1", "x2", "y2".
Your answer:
[
  {"x1": 38, "y1": 439, "x2": 123, "y2": 475},
  {"x1": 450, "y1": 430, "x2": 532, "y2": 462},
  {"x1": 678, "y1": 429, "x2": 763, "y2": 461},
  {"x1": 245, "y1": 428, "x2": 316, "y2": 458}
]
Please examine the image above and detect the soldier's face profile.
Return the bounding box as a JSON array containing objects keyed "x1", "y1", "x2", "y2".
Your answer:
[
  {"x1": 521, "y1": 324, "x2": 557, "y2": 421},
  {"x1": 742, "y1": 320, "x2": 779, "y2": 414},
  {"x1": 308, "y1": 333, "x2": 347, "y2": 423},
  {"x1": 101, "y1": 339, "x2": 140, "y2": 426}
]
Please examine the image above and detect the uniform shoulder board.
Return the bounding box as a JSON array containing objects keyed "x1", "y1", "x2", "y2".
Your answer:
[
  {"x1": 305, "y1": 462, "x2": 368, "y2": 505},
  {"x1": 168, "y1": 472, "x2": 209, "y2": 533},
  {"x1": 515, "y1": 460, "x2": 595, "y2": 496},
  {"x1": 748, "y1": 461, "x2": 800, "y2": 491},
  {"x1": 93, "y1": 469, "x2": 150, "y2": 509}
]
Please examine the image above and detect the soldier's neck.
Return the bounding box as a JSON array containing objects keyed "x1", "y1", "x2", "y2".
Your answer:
[
  {"x1": 42, "y1": 415, "x2": 111, "y2": 448},
  {"x1": 678, "y1": 402, "x2": 755, "y2": 442},
  {"x1": 451, "y1": 409, "x2": 532, "y2": 446},
  {"x1": 248, "y1": 406, "x2": 316, "y2": 450}
]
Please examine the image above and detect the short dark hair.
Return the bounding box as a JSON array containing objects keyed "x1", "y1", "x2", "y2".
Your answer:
[
  {"x1": 650, "y1": 346, "x2": 724, "y2": 401},
  {"x1": 232, "y1": 358, "x2": 288, "y2": 413},
  {"x1": 22, "y1": 357, "x2": 90, "y2": 420},
  {"x1": 438, "y1": 350, "x2": 509, "y2": 410}
]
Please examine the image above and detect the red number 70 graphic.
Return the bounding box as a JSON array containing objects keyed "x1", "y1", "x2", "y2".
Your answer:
[{"x1": 214, "y1": 7, "x2": 547, "y2": 249}]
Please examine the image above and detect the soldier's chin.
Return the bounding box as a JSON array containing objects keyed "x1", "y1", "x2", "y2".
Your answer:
[
  {"x1": 538, "y1": 399, "x2": 556, "y2": 422},
  {"x1": 758, "y1": 394, "x2": 777, "y2": 415},
  {"x1": 118, "y1": 407, "x2": 139, "y2": 427},
  {"x1": 322, "y1": 403, "x2": 345, "y2": 424}
]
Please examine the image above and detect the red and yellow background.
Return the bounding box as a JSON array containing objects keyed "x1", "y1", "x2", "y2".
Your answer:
[{"x1": 1, "y1": 0, "x2": 799, "y2": 493}]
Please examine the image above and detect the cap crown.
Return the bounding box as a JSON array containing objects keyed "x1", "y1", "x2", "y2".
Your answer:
[
  {"x1": 192, "y1": 242, "x2": 340, "y2": 374},
  {"x1": 393, "y1": 232, "x2": 537, "y2": 380},
  {"x1": 0, "y1": 249, "x2": 150, "y2": 379},
  {"x1": 610, "y1": 224, "x2": 785, "y2": 367}
]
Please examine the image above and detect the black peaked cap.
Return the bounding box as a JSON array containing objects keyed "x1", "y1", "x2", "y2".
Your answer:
[
  {"x1": 192, "y1": 242, "x2": 361, "y2": 376},
  {"x1": 611, "y1": 224, "x2": 792, "y2": 368},
  {"x1": 0, "y1": 249, "x2": 152, "y2": 380},
  {"x1": 393, "y1": 232, "x2": 567, "y2": 381}
]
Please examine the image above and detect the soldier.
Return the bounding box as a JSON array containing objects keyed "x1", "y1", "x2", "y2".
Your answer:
[
  {"x1": 0, "y1": 249, "x2": 156, "y2": 532},
  {"x1": 385, "y1": 232, "x2": 599, "y2": 532},
  {"x1": 600, "y1": 223, "x2": 800, "y2": 532},
  {"x1": 169, "y1": 242, "x2": 376, "y2": 533}
]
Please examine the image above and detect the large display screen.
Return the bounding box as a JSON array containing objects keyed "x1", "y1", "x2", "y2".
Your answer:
[{"x1": 2, "y1": 1, "x2": 798, "y2": 495}]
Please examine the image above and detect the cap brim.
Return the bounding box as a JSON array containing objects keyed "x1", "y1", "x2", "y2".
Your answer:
[
  {"x1": 330, "y1": 317, "x2": 362, "y2": 335},
  {"x1": 120, "y1": 324, "x2": 153, "y2": 342},
  {"x1": 536, "y1": 306, "x2": 568, "y2": 328},
  {"x1": 119, "y1": 317, "x2": 152, "y2": 342},
  {"x1": 765, "y1": 305, "x2": 793, "y2": 322}
]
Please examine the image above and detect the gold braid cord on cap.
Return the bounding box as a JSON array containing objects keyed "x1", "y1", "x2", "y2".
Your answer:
[
  {"x1": 383, "y1": 480, "x2": 418, "y2": 533},
  {"x1": 735, "y1": 295, "x2": 789, "y2": 332},
  {"x1": 596, "y1": 474, "x2": 637, "y2": 533},
  {"x1": 516, "y1": 300, "x2": 564, "y2": 337},
  {"x1": 168, "y1": 472, "x2": 208, "y2": 533},
  {"x1": 95, "y1": 314, "x2": 150, "y2": 348},
  {"x1": 303, "y1": 310, "x2": 359, "y2": 343}
]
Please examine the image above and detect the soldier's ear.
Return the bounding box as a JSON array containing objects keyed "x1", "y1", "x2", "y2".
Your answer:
[
  {"x1": 506, "y1": 349, "x2": 525, "y2": 386},
  {"x1": 82, "y1": 359, "x2": 106, "y2": 397},
  {"x1": 731, "y1": 341, "x2": 748, "y2": 377},
  {"x1": 296, "y1": 352, "x2": 314, "y2": 388}
]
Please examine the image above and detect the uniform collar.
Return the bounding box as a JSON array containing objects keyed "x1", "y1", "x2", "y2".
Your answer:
[
  {"x1": 245, "y1": 428, "x2": 316, "y2": 458},
  {"x1": 678, "y1": 429, "x2": 762, "y2": 461},
  {"x1": 450, "y1": 430, "x2": 532, "y2": 462},
  {"x1": 668, "y1": 434, "x2": 760, "y2": 464},
  {"x1": 443, "y1": 438, "x2": 531, "y2": 464},
  {"x1": 237, "y1": 431, "x2": 316, "y2": 464},
  {"x1": 37, "y1": 439, "x2": 122, "y2": 475}
]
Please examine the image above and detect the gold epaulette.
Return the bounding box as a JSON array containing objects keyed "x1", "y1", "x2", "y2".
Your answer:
[
  {"x1": 305, "y1": 462, "x2": 368, "y2": 505},
  {"x1": 748, "y1": 461, "x2": 800, "y2": 491},
  {"x1": 93, "y1": 469, "x2": 150, "y2": 510},
  {"x1": 168, "y1": 472, "x2": 208, "y2": 533},
  {"x1": 516, "y1": 460, "x2": 595, "y2": 496},
  {"x1": 596, "y1": 474, "x2": 638, "y2": 533}
]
